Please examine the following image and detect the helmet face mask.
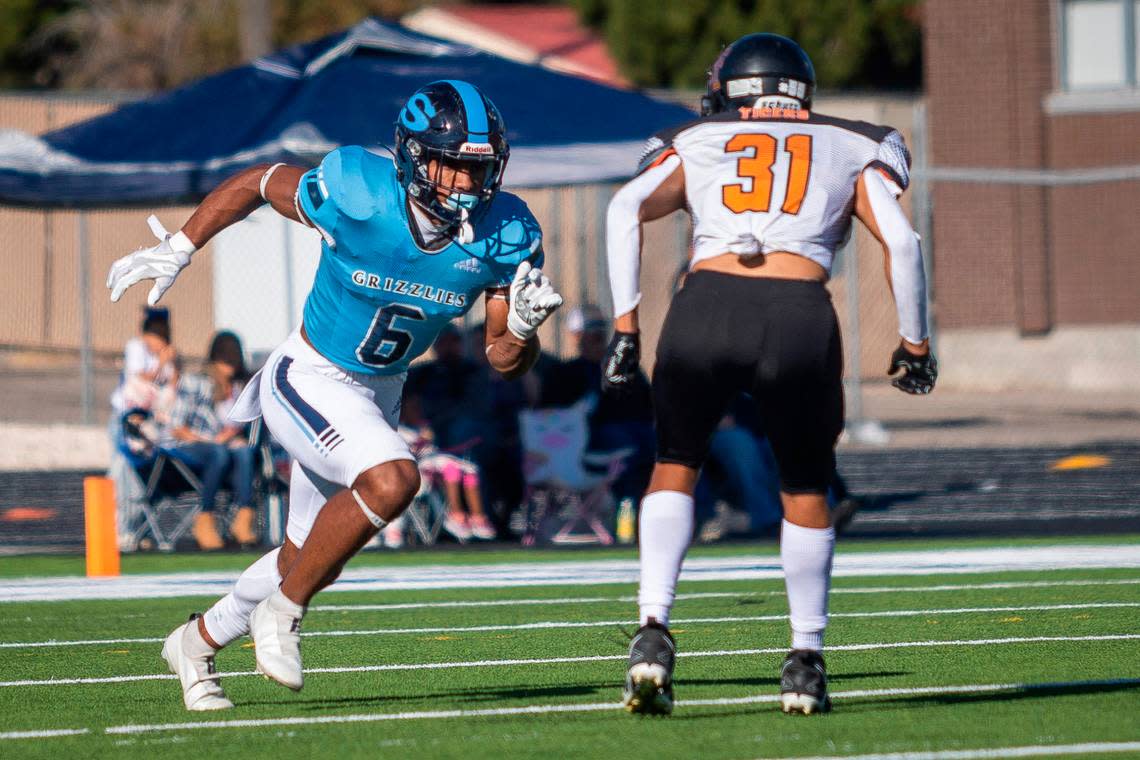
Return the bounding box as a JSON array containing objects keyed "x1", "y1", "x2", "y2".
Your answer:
[
  {"x1": 395, "y1": 80, "x2": 509, "y2": 227},
  {"x1": 702, "y1": 33, "x2": 816, "y2": 116}
]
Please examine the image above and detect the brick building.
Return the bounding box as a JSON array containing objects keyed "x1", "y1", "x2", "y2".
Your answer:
[{"x1": 924, "y1": 0, "x2": 1140, "y2": 389}]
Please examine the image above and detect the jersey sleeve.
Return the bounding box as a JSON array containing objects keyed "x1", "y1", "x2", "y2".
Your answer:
[
  {"x1": 296, "y1": 146, "x2": 376, "y2": 251},
  {"x1": 485, "y1": 194, "x2": 544, "y2": 288},
  {"x1": 635, "y1": 133, "x2": 678, "y2": 176},
  {"x1": 867, "y1": 129, "x2": 911, "y2": 197}
]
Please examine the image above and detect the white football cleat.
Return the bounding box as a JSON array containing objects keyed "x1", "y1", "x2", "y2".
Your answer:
[
  {"x1": 160, "y1": 615, "x2": 234, "y2": 711},
  {"x1": 250, "y1": 590, "x2": 305, "y2": 691}
]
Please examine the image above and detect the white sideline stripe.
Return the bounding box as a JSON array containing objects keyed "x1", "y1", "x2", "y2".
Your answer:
[
  {"x1": 315, "y1": 577, "x2": 1140, "y2": 611},
  {"x1": 766, "y1": 741, "x2": 1140, "y2": 760},
  {"x1": 0, "y1": 728, "x2": 90, "y2": 740},
  {"x1": 97, "y1": 678, "x2": 1140, "y2": 735},
  {"x1": 2, "y1": 633, "x2": 1138, "y2": 688},
  {"x1": 3, "y1": 544, "x2": 1139, "y2": 602},
  {"x1": 6, "y1": 601, "x2": 1138, "y2": 649},
  {"x1": 313, "y1": 590, "x2": 743, "y2": 612}
]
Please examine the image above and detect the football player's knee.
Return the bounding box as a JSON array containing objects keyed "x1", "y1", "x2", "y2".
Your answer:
[{"x1": 353, "y1": 460, "x2": 420, "y2": 521}]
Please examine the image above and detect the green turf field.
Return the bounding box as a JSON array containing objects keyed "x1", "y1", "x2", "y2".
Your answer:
[{"x1": 1, "y1": 542, "x2": 1138, "y2": 759}]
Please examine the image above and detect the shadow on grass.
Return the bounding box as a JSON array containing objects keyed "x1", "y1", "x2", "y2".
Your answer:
[
  {"x1": 239, "y1": 671, "x2": 908, "y2": 711},
  {"x1": 653, "y1": 678, "x2": 1140, "y2": 722},
  {"x1": 850, "y1": 677, "x2": 1140, "y2": 711},
  {"x1": 834, "y1": 679, "x2": 1140, "y2": 715}
]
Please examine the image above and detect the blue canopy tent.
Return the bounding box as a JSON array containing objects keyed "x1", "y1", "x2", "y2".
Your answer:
[{"x1": 0, "y1": 18, "x2": 694, "y2": 207}]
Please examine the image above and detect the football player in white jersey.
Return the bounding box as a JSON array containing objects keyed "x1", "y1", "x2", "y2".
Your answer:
[{"x1": 602, "y1": 33, "x2": 936, "y2": 715}]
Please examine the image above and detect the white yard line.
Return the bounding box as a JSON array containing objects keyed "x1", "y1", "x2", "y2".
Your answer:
[
  {"x1": 764, "y1": 742, "x2": 1140, "y2": 760},
  {"x1": 5, "y1": 601, "x2": 1138, "y2": 650},
  {"x1": 0, "y1": 728, "x2": 90, "y2": 740},
  {"x1": 3, "y1": 545, "x2": 1138, "y2": 602},
  {"x1": 2, "y1": 633, "x2": 1138, "y2": 689},
  {"x1": 6, "y1": 678, "x2": 1138, "y2": 743},
  {"x1": 94, "y1": 677, "x2": 1140, "y2": 735}
]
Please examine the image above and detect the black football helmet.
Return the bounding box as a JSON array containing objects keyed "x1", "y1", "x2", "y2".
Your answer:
[
  {"x1": 701, "y1": 33, "x2": 815, "y2": 116},
  {"x1": 394, "y1": 80, "x2": 509, "y2": 227}
]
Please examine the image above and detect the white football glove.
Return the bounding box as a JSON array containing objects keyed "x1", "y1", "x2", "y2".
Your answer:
[
  {"x1": 507, "y1": 261, "x2": 563, "y2": 340},
  {"x1": 107, "y1": 215, "x2": 196, "y2": 305}
]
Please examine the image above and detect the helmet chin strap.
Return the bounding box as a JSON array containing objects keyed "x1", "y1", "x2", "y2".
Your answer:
[
  {"x1": 408, "y1": 195, "x2": 474, "y2": 246},
  {"x1": 457, "y1": 210, "x2": 474, "y2": 244}
]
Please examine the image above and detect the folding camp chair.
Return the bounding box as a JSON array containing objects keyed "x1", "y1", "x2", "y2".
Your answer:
[
  {"x1": 111, "y1": 409, "x2": 285, "y2": 551},
  {"x1": 518, "y1": 399, "x2": 631, "y2": 546},
  {"x1": 111, "y1": 408, "x2": 204, "y2": 551}
]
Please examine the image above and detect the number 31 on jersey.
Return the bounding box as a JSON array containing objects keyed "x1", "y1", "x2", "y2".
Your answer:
[{"x1": 722, "y1": 133, "x2": 812, "y2": 215}]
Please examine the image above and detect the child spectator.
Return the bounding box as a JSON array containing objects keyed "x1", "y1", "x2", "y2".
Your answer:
[
  {"x1": 112, "y1": 307, "x2": 180, "y2": 421},
  {"x1": 399, "y1": 425, "x2": 495, "y2": 541}
]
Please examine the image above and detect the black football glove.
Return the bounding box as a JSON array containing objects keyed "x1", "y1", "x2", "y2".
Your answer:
[
  {"x1": 887, "y1": 342, "x2": 938, "y2": 395},
  {"x1": 602, "y1": 331, "x2": 640, "y2": 396}
]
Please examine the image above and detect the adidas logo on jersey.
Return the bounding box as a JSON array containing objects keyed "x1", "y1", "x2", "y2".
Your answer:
[{"x1": 453, "y1": 258, "x2": 483, "y2": 274}]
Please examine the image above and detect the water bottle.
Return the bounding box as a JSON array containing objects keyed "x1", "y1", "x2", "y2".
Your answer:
[{"x1": 616, "y1": 497, "x2": 635, "y2": 544}]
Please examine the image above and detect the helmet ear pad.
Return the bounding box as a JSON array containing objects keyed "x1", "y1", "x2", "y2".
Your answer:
[
  {"x1": 393, "y1": 80, "x2": 510, "y2": 226},
  {"x1": 704, "y1": 33, "x2": 815, "y2": 114}
]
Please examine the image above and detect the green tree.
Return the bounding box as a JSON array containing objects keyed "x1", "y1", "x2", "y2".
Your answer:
[
  {"x1": 0, "y1": 0, "x2": 77, "y2": 87},
  {"x1": 571, "y1": 0, "x2": 921, "y2": 91},
  {"x1": 3, "y1": 0, "x2": 426, "y2": 91}
]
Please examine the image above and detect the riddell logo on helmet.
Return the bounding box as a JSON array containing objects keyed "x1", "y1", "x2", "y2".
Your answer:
[{"x1": 459, "y1": 142, "x2": 494, "y2": 155}]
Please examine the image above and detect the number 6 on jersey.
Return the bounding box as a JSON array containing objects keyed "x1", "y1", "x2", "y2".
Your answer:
[
  {"x1": 722, "y1": 133, "x2": 812, "y2": 215},
  {"x1": 357, "y1": 304, "x2": 425, "y2": 367}
]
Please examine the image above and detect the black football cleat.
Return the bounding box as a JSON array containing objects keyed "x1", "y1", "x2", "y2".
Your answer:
[
  {"x1": 779, "y1": 649, "x2": 831, "y2": 715},
  {"x1": 622, "y1": 618, "x2": 676, "y2": 715}
]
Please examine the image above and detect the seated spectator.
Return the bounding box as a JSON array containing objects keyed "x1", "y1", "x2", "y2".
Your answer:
[
  {"x1": 404, "y1": 322, "x2": 494, "y2": 471},
  {"x1": 537, "y1": 305, "x2": 655, "y2": 507},
  {"x1": 697, "y1": 394, "x2": 864, "y2": 540},
  {"x1": 399, "y1": 425, "x2": 495, "y2": 541},
  {"x1": 112, "y1": 307, "x2": 180, "y2": 422},
  {"x1": 696, "y1": 396, "x2": 783, "y2": 540},
  {"x1": 166, "y1": 331, "x2": 258, "y2": 550},
  {"x1": 463, "y1": 321, "x2": 530, "y2": 530}
]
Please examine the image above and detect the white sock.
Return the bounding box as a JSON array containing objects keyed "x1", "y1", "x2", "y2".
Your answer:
[
  {"x1": 637, "y1": 490, "x2": 694, "y2": 626},
  {"x1": 780, "y1": 519, "x2": 835, "y2": 651},
  {"x1": 203, "y1": 547, "x2": 282, "y2": 648},
  {"x1": 181, "y1": 618, "x2": 216, "y2": 660}
]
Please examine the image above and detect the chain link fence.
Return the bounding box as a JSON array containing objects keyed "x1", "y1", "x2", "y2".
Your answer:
[
  {"x1": 3, "y1": 91, "x2": 1139, "y2": 550},
  {"x1": 3, "y1": 92, "x2": 1138, "y2": 437}
]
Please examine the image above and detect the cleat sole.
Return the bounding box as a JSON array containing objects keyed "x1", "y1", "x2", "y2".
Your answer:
[
  {"x1": 623, "y1": 665, "x2": 673, "y2": 715},
  {"x1": 780, "y1": 692, "x2": 830, "y2": 715},
  {"x1": 255, "y1": 662, "x2": 303, "y2": 692}
]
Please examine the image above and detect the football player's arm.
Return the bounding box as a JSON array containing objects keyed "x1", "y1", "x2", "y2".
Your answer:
[
  {"x1": 602, "y1": 154, "x2": 685, "y2": 393},
  {"x1": 853, "y1": 168, "x2": 937, "y2": 394},
  {"x1": 182, "y1": 163, "x2": 309, "y2": 245},
  {"x1": 606, "y1": 156, "x2": 686, "y2": 333},
  {"x1": 483, "y1": 288, "x2": 540, "y2": 380},
  {"x1": 106, "y1": 162, "x2": 308, "y2": 304}
]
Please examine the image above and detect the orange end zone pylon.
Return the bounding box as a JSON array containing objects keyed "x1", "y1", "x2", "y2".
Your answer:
[{"x1": 83, "y1": 476, "x2": 120, "y2": 577}]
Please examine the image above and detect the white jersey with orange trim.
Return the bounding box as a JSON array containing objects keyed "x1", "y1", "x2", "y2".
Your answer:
[
  {"x1": 641, "y1": 107, "x2": 911, "y2": 273},
  {"x1": 606, "y1": 106, "x2": 928, "y2": 341}
]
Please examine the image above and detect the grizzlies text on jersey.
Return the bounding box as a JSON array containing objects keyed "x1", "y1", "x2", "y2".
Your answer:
[{"x1": 297, "y1": 146, "x2": 543, "y2": 374}]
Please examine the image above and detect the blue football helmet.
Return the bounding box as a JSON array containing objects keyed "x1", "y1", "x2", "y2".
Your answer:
[{"x1": 394, "y1": 80, "x2": 509, "y2": 227}]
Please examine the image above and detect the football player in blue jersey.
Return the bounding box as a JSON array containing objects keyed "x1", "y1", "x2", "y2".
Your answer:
[{"x1": 107, "y1": 80, "x2": 563, "y2": 711}]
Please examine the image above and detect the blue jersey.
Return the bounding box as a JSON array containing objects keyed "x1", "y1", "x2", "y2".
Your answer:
[{"x1": 296, "y1": 146, "x2": 543, "y2": 375}]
